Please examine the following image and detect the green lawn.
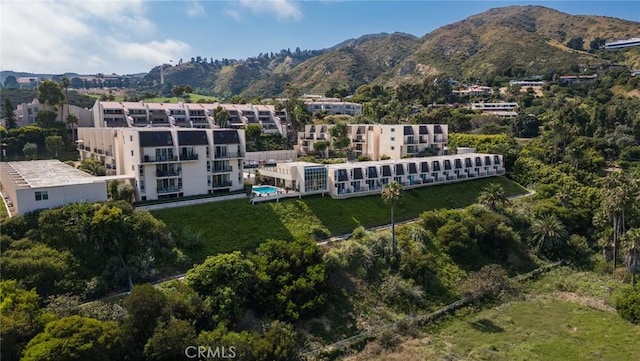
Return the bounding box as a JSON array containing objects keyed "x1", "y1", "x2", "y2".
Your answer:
[
  {"x1": 152, "y1": 176, "x2": 527, "y2": 261},
  {"x1": 380, "y1": 297, "x2": 640, "y2": 361},
  {"x1": 144, "y1": 94, "x2": 219, "y2": 103}
]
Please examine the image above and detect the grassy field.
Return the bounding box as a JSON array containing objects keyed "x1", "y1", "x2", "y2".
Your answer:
[
  {"x1": 152, "y1": 176, "x2": 527, "y2": 261},
  {"x1": 144, "y1": 94, "x2": 219, "y2": 103},
  {"x1": 346, "y1": 266, "x2": 639, "y2": 361},
  {"x1": 352, "y1": 296, "x2": 640, "y2": 361}
]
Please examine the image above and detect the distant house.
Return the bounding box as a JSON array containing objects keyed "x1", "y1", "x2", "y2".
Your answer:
[
  {"x1": 471, "y1": 102, "x2": 519, "y2": 119},
  {"x1": 559, "y1": 74, "x2": 598, "y2": 84},
  {"x1": 452, "y1": 85, "x2": 493, "y2": 96},
  {"x1": 16, "y1": 77, "x2": 40, "y2": 89},
  {"x1": 509, "y1": 80, "x2": 545, "y2": 87},
  {"x1": 604, "y1": 38, "x2": 640, "y2": 49}
]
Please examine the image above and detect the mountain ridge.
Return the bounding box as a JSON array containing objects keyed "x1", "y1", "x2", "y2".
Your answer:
[{"x1": 4, "y1": 5, "x2": 639, "y2": 97}]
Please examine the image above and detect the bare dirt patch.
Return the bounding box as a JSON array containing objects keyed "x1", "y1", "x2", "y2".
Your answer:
[{"x1": 553, "y1": 291, "x2": 616, "y2": 312}]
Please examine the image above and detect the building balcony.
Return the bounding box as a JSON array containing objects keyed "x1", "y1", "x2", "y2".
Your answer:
[
  {"x1": 142, "y1": 155, "x2": 178, "y2": 163},
  {"x1": 214, "y1": 152, "x2": 243, "y2": 159},
  {"x1": 155, "y1": 170, "x2": 181, "y2": 178},
  {"x1": 211, "y1": 167, "x2": 233, "y2": 174},
  {"x1": 179, "y1": 153, "x2": 199, "y2": 161},
  {"x1": 156, "y1": 186, "x2": 182, "y2": 194},
  {"x1": 212, "y1": 181, "x2": 233, "y2": 188}
]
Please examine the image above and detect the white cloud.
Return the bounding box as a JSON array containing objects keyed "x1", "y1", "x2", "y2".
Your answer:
[
  {"x1": 0, "y1": 0, "x2": 189, "y2": 74},
  {"x1": 107, "y1": 38, "x2": 191, "y2": 66},
  {"x1": 224, "y1": 8, "x2": 241, "y2": 21},
  {"x1": 237, "y1": 0, "x2": 303, "y2": 21},
  {"x1": 186, "y1": 0, "x2": 205, "y2": 18}
]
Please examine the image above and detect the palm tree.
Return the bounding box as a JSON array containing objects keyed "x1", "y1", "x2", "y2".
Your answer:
[
  {"x1": 60, "y1": 76, "x2": 70, "y2": 123},
  {"x1": 530, "y1": 214, "x2": 568, "y2": 258},
  {"x1": 477, "y1": 183, "x2": 510, "y2": 211},
  {"x1": 621, "y1": 228, "x2": 640, "y2": 288},
  {"x1": 65, "y1": 113, "x2": 79, "y2": 143},
  {"x1": 601, "y1": 173, "x2": 639, "y2": 272},
  {"x1": 381, "y1": 181, "x2": 403, "y2": 256}
]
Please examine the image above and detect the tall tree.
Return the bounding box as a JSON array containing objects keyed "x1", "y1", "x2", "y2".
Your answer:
[
  {"x1": 329, "y1": 122, "x2": 351, "y2": 158},
  {"x1": 60, "y1": 76, "x2": 70, "y2": 123},
  {"x1": 212, "y1": 106, "x2": 230, "y2": 128},
  {"x1": 37, "y1": 80, "x2": 64, "y2": 122},
  {"x1": 66, "y1": 113, "x2": 79, "y2": 142},
  {"x1": 21, "y1": 316, "x2": 121, "y2": 361},
  {"x1": 22, "y1": 142, "x2": 38, "y2": 160},
  {"x1": 283, "y1": 84, "x2": 308, "y2": 147},
  {"x1": 530, "y1": 214, "x2": 568, "y2": 258},
  {"x1": 4, "y1": 99, "x2": 17, "y2": 129},
  {"x1": 601, "y1": 173, "x2": 639, "y2": 272},
  {"x1": 45, "y1": 135, "x2": 64, "y2": 158},
  {"x1": 621, "y1": 228, "x2": 640, "y2": 288},
  {"x1": 477, "y1": 183, "x2": 510, "y2": 211},
  {"x1": 381, "y1": 181, "x2": 403, "y2": 256}
]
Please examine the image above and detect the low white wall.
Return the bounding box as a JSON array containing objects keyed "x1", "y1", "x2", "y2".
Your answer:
[
  {"x1": 245, "y1": 150, "x2": 297, "y2": 162},
  {"x1": 136, "y1": 193, "x2": 247, "y2": 211}
]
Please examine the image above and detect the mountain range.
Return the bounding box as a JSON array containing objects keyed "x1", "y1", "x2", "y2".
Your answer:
[{"x1": 4, "y1": 5, "x2": 640, "y2": 98}]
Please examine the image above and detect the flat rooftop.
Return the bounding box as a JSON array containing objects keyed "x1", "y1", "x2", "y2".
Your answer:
[{"x1": 1, "y1": 160, "x2": 105, "y2": 188}]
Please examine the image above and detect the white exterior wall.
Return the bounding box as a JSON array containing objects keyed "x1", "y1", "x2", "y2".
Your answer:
[
  {"x1": 13, "y1": 183, "x2": 107, "y2": 214},
  {"x1": 77, "y1": 127, "x2": 246, "y2": 201},
  {"x1": 326, "y1": 154, "x2": 504, "y2": 198}
]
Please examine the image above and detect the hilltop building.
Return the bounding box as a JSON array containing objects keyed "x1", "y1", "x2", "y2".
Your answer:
[
  {"x1": 605, "y1": 38, "x2": 640, "y2": 49},
  {"x1": 470, "y1": 102, "x2": 519, "y2": 118}
]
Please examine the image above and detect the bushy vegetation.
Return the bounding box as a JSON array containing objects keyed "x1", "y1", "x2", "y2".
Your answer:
[{"x1": 613, "y1": 286, "x2": 640, "y2": 325}]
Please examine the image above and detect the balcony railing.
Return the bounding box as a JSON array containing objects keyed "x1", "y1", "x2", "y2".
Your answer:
[
  {"x1": 156, "y1": 186, "x2": 182, "y2": 194},
  {"x1": 155, "y1": 170, "x2": 181, "y2": 177},
  {"x1": 212, "y1": 181, "x2": 233, "y2": 188},
  {"x1": 179, "y1": 153, "x2": 199, "y2": 161},
  {"x1": 142, "y1": 155, "x2": 178, "y2": 163},
  {"x1": 211, "y1": 167, "x2": 233, "y2": 173},
  {"x1": 214, "y1": 152, "x2": 243, "y2": 159}
]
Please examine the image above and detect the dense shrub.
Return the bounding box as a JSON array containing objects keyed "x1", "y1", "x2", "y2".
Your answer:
[{"x1": 613, "y1": 286, "x2": 640, "y2": 324}]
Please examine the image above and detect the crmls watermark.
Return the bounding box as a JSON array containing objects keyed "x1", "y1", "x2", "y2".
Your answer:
[{"x1": 185, "y1": 346, "x2": 236, "y2": 359}]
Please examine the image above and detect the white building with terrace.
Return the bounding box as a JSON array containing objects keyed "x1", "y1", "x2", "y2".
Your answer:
[
  {"x1": 297, "y1": 124, "x2": 448, "y2": 160},
  {"x1": 90, "y1": 100, "x2": 288, "y2": 136},
  {"x1": 254, "y1": 153, "x2": 504, "y2": 199}
]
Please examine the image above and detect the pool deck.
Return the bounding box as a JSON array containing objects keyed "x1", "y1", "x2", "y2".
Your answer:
[{"x1": 249, "y1": 190, "x2": 303, "y2": 204}]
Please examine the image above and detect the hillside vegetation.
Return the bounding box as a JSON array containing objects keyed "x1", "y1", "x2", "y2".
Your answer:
[{"x1": 136, "y1": 6, "x2": 639, "y2": 97}]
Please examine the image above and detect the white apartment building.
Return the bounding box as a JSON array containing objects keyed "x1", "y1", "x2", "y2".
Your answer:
[
  {"x1": 297, "y1": 124, "x2": 448, "y2": 160},
  {"x1": 256, "y1": 153, "x2": 504, "y2": 199},
  {"x1": 304, "y1": 99, "x2": 362, "y2": 116},
  {"x1": 90, "y1": 100, "x2": 288, "y2": 136},
  {"x1": 77, "y1": 127, "x2": 246, "y2": 201},
  {"x1": 0, "y1": 160, "x2": 108, "y2": 216},
  {"x1": 12, "y1": 98, "x2": 92, "y2": 128}
]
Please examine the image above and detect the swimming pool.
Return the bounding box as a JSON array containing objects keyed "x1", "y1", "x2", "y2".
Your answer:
[{"x1": 253, "y1": 185, "x2": 279, "y2": 195}]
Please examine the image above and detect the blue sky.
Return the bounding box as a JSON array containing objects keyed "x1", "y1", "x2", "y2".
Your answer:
[{"x1": 1, "y1": 1, "x2": 638, "y2": 75}]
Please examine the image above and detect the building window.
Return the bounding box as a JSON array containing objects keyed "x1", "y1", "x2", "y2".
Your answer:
[
  {"x1": 130, "y1": 135, "x2": 133, "y2": 142},
  {"x1": 35, "y1": 191, "x2": 48, "y2": 201},
  {"x1": 131, "y1": 150, "x2": 134, "y2": 156},
  {"x1": 390, "y1": 137, "x2": 395, "y2": 141},
  {"x1": 391, "y1": 128, "x2": 395, "y2": 132},
  {"x1": 390, "y1": 146, "x2": 395, "y2": 150}
]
